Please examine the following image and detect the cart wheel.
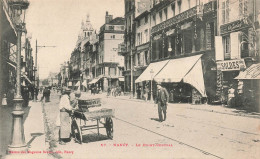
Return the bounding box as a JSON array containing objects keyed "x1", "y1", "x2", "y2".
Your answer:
[
  {"x1": 105, "y1": 117, "x2": 113, "y2": 139},
  {"x1": 71, "y1": 120, "x2": 82, "y2": 144}
]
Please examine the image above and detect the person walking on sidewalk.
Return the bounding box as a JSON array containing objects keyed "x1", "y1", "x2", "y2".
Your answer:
[
  {"x1": 56, "y1": 88, "x2": 73, "y2": 145},
  {"x1": 155, "y1": 83, "x2": 169, "y2": 122}
]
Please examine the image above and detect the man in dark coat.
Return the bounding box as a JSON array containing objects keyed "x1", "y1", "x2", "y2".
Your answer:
[{"x1": 155, "y1": 83, "x2": 169, "y2": 122}]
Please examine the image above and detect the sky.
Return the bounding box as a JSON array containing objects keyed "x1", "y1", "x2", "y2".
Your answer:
[{"x1": 26, "y1": 0, "x2": 124, "y2": 79}]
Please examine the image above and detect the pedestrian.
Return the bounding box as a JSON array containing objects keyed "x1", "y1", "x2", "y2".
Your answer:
[
  {"x1": 155, "y1": 83, "x2": 169, "y2": 122},
  {"x1": 227, "y1": 84, "x2": 235, "y2": 107},
  {"x1": 144, "y1": 85, "x2": 149, "y2": 101},
  {"x1": 46, "y1": 87, "x2": 51, "y2": 102},
  {"x1": 56, "y1": 88, "x2": 73, "y2": 145},
  {"x1": 7, "y1": 87, "x2": 15, "y2": 106},
  {"x1": 21, "y1": 85, "x2": 30, "y2": 107},
  {"x1": 40, "y1": 87, "x2": 47, "y2": 102},
  {"x1": 107, "y1": 86, "x2": 111, "y2": 96}
]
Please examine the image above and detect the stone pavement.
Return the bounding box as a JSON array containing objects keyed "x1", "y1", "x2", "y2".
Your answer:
[
  {"x1": 80, "y1": 92, "x2": 260, "y2": 119},
  {"x1": 1, "y1": 100, "x2": 48, "y2": 159}
]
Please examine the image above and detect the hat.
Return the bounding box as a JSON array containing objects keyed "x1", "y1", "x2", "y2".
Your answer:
[{"x1": 156, "y1": 82, "x2": 162, "y2": 86}]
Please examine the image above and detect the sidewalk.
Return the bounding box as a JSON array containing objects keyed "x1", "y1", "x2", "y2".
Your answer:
[
  {"x1": 80, "y1": 92, "x2": 260, "y2": 119},
  {"x1": 1, "y1": 101, "x2": 48, "y2": 159}
]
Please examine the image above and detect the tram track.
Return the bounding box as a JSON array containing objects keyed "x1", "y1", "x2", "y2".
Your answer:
[{"x1": 115, "y1": 117, "x2": 224, "y2": 159}]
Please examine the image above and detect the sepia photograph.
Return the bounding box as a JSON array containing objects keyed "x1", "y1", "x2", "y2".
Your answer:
[{"x1": 0, "y1": 0, "x2": 260, "y2": 158}]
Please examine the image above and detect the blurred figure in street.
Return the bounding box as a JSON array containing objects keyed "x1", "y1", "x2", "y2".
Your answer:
[
  {"x1": 21, "y1": 85, "x2": 30, "y2": 107},
  {"x1": 40, "y1": 87, "x2": 47, "y2": 102},
  {"x1": 46, "y1": 87, "x2": 51, "y2": 102},
  {"x1": 107, "y1": 86, "x2": 111, "y2": 96},
  {"x1": 57, "y1": 88, "x2": 73, "y2": 145},
  {"x1": 155, "y1": 83, "x2": 169, "y2": 122},
  {"x1": 144, "y1": 84, "x2": 149, "y2": 101},
  {"x1": 227, "y1": 84, "x2": 235, "y2": 107}
]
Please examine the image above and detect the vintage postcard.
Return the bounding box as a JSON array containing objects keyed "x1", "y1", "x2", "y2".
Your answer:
[{"x1": 0, "y1": 0, "x2": 260, "y2": 158}]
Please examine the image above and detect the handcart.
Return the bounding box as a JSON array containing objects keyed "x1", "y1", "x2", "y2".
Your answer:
[{"x1": 71, "y1": 98, "x2": 114, "y2": 144}]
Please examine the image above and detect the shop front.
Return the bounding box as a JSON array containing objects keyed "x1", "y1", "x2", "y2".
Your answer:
[
  {"x1": 216, "y1": 59, "x2": 246, "y2": 104},
  {"x1": 154, "y1": 54, "x2": 207, "y2": 104},
  {"x1": 235, "y1": 63, "x2": 260, "y2": 111}
]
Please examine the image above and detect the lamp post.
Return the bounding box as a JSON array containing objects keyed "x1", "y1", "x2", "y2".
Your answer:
[
  {"x1": 7, "y1": 0, "x2": 29, "y2": 154},
  {"x1": 150, "y1": 69, "x2": 154, "y2": 102},
  {"x1": 33, "y1": 40, "x2": 56, "y2": 102}
]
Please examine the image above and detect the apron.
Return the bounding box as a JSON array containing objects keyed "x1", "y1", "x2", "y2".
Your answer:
[{"x1": 59, "y1": 108, "x2": 71, "y2": 139}]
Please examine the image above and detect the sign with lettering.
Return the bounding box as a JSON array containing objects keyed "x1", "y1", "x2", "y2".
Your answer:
[
  {"x1": 216, "y1": 59, "x2": 246, "y2": 71},
  {"x1": 151, "y1": 7, "x2": 197, "y2": 34},
  {"x1": 220, "y1": 20, "x2": 250, "y2": 35}
]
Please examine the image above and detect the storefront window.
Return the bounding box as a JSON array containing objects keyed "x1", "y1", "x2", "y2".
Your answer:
[
  {"x1": 223, "y1": 36, "x2": 231, "y2": 60},
  {"x1": 164, "y1": 38, "x2": 169, "y2": 58},
  {"x1": 176, "y1": 34, "x2": 182, "y2": 55},
  {"x1": 184, "y1": 30, "x2": 193, "y2": 54}
]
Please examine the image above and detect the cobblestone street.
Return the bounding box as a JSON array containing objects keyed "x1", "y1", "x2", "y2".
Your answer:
[{"x1": 42, "y1": 92, "x2": 260, "y2": 159}]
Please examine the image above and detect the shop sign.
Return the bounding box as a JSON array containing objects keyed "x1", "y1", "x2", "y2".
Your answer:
[
  {"x1": 151, "y1": 7, "x2": 197, "y2": 34},
  {"x1": 220, "y1": 20, "x2": 249, "y2": 35},
  {"x1": 217, "y1": 59, "x2": 246, "y2": 71},
  {"x1": 166, "y1": 29, "x2": 175, "y2": 36}
]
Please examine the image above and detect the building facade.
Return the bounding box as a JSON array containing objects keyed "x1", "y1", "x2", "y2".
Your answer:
[
  {"x1": 216, "y1": 0, "x2": 260, "y2": 108},
  {"x1": 135, "y1": 0, "x2": 217, "y2": 103},
  {"x1": 122, "y1": 0, "x2": 136, "y2": 93},
  {"x1": 95, "y1": 12, "x2": 125, "y2": 91}
]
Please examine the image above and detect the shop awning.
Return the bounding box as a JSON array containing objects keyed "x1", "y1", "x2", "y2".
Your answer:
[
  {"x1": 154, "y1": 54, "x2": 206, "y2": 97},
  {"x1": 82, "y1": 80, "x2": 87, "y2": 88},
  {"x1": 235, "y1": 63, "x2": 260, "y2": 80},
  {"x1": 135, "y1": 60, "x2": 170, "y2": 83},
  {"x1": 89, "y1": 77, "x2": 101, "y2": 85},
  {"x1": 75, "y1": 81, "x2": 80, "y2": 86},
  {"x1": 22, "y1": 74, "x2": 32, "y2": 84}
]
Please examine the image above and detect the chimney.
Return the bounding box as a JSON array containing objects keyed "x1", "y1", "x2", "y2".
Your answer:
[{"x1": 105, "y1": 11, "x2": 113, "y2": 24}]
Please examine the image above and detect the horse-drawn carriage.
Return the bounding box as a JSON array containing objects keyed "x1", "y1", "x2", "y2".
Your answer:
[{"x1": 71, "y1": 98, "x2": 114, "y2": 144}]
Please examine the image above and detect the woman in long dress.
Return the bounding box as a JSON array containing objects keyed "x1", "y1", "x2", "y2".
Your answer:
[{"x1": 57, "y1": 88, "x2": 73, "y2": 145}]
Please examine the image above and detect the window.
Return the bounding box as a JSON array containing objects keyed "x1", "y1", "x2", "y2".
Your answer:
[
  {"x1": 164, "y1": 8, "x2": 168, "y2": 20},
  {"x1": 177, "y1": 0, "x2": 182, "y2": 14},
  {"x1": 144, "y1": 29, "x2": 148, "y2": 43},
  {"x1": 239, "y1": 0, "x2": 248, "y2": 17},
  {"x1": 223, "y1": 36, "x2": 230, "y2": 59},
  {"x1": 109, "y1": 25, "x2": 114, "y2": 30},
  {"x1": 137, "y1": 53, "x2": 140, "y2": 65},
  {"x1": 111, "y1": 35, "x2": 115, "y2": 39},
  {"x1": 222, "y1": 0, "x2": 229, "y2": 24},
  {"x1": 137, "y1": 33, "x2": 141, "y2": 45},
  {"x1": 137, "y1": 20, "x2": 140, "y2": 27},
  {"x1": 144, "y1": 51, "x2": 148, "y2": 65},
  {"x1": 159, "y1": 11, "x2": 163, "y2": 22},
  {"x1": 153, "y1": 14, "x2": 156, "y2": 25},
  {"x1": 171, "y1": 3, "x2": 175, "y2": 16},
  {"x1": 145, "y1": 15, "x2": 148, "y2": 23}
]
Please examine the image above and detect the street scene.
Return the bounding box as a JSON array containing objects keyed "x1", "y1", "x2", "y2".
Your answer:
[{"x1": 1, "y1": 0, "x2": 260, "y2": 159}]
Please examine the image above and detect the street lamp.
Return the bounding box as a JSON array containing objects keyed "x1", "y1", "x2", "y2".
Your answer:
[
  {"x1": 33, "y1": 40, "x2": 56, "y2": 102},
  {"x1": 150, "y1": 69, "x2": 154, "y2": 102},
  {"x1": 7, "y1": 0, "x2": 29, "y2": 154}
]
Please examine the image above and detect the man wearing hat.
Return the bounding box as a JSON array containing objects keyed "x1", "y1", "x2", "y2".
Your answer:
[
  {"x1": 57, "y1": 88, "x2": 73, "y2": 145},
  {"x1": 155, "y1": 82, "x2": 169, "y2": 122}
]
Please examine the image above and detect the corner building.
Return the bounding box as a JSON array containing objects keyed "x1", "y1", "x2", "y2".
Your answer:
[{"x1": 136, "y1": 0, "x2": 218, "y2": 103}]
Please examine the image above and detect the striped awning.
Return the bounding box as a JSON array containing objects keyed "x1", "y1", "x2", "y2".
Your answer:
[{"x1": 235, "y1": 63, "x2": 260, "y2": 80}]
